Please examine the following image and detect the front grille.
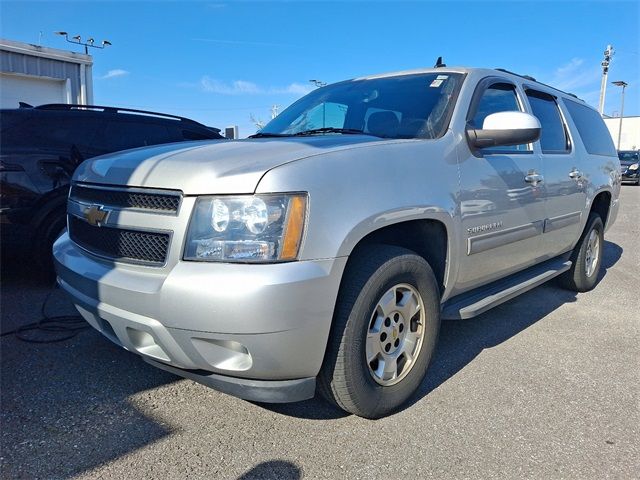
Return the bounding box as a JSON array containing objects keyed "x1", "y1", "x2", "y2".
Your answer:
[
  {"x1": 68, "y1": 216, "x2": 170, "y2": 265},
  {"x1": 70, "y1": 185, "x2": 180, "y2": 213}
]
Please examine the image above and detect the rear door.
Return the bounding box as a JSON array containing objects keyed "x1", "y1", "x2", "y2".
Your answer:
[
  {"x1": 524, "y1": 89, "x2": 586, "y2": 257},
  {"x1": 457, "y1": 78, "x2": 546, "y2": 289}
]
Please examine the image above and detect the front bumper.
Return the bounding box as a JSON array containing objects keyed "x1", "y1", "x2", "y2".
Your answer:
[{"x1": 54, "y1": 234, "x2": 347, "y2": 400}]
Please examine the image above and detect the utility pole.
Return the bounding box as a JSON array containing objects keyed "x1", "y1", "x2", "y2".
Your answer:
[
  {"x1": 598, "y1": 45, "x2": 614, "y2": 115},
  {"x1": 612, "y1": 80, "x2": 628, "y2": 150}
]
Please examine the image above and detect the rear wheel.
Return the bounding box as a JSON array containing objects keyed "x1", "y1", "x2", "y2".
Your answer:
[
  {"x1": 559, "y1": 213, "x2": 604, "y2": 292},
  {"x1": 319, "y1": 245, "x2": 440, "y2": 418}
]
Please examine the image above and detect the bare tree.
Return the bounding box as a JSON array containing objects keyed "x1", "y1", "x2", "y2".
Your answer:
[{"x1": 249, "y1": 113, "x2": 266, "y2": 131}]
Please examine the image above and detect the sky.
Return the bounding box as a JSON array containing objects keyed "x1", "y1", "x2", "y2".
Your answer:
[{"x1": 1, "y1": 0, "x2": 639, "y2": 137}]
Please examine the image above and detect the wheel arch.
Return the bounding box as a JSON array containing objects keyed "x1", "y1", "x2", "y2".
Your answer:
[
  {"x1": 338, "y1": 214, "x2": 452, "y2": 297},
  {"x1": 589, "y1": 189, "x2": 612, "y2": 228}
]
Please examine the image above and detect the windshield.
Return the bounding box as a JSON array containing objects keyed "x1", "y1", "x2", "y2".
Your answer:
[
  {"x1": 259, "y1": 72, "x2": 464, "y2": 139},
  {"x1": 618, "y1": 151, "x2": 639, "y2": 162}
]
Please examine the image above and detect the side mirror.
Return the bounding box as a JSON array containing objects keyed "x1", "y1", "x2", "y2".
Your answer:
[{"x1": 466, "y1": 111, "x2": 541, "y2": 149}]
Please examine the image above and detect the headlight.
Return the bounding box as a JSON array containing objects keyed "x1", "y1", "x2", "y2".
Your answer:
[
  {"x1": 184, "y1": 193, "x2": 307, "y2": 262},
  {"x1": 629, "y1": 163, "x2": 639, "y2": 171}
]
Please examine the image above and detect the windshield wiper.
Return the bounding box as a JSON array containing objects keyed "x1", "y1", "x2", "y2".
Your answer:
[
  {"x1": 248, "y1": 132, "x2": 293, "y2": 138},
  {"x1": 293, "y1": 127, "x2": 379, "y2": 137}
]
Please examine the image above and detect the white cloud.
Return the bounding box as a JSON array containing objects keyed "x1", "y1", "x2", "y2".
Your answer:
[
  {"x1": 200, "y1": 77, "x2": 261, "y2": 94},
  {"x1": 273, "y1": 83, "x2": 314, "y2": 95},
  {"x1": 100, "y1": 69, "x2": 130, "y2": 80},
  {"x1": 546, "y1": 58, "x2": 600, "y2": 92},
  {"x1": 197, "y1": 77, "x2": 314, "y2": 96}
]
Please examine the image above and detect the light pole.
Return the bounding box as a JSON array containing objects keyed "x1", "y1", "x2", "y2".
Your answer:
[
  {"x1": 598, "y1": 45, "x2": 614, "y2": 115},
  {"x1": 54, "y1": 31, "x2": 111, "y2": 54},
  {"x1": 612, "y1": 80, "x2": 627, "y2": 150}
]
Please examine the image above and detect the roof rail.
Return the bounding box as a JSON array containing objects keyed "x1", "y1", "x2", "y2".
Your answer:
[
  {"x1": 494, "y1": 68, "x2": 582, "y2": 101},
  {"x1": 495, "y1": 68, "x2": 537, "y2": 82},
  {"x1": 34, "y1": 103, "x2": 204, "y2": 125}
]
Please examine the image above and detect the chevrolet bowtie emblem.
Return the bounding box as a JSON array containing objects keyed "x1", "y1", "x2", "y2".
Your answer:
[{"x1": 83, "y1": 205, "x2": 110, "y2": 227}]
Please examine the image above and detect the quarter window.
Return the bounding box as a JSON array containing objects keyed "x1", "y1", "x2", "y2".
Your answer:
[
  {"x1": 563, "y1": 99, "x2": 616, "y2": 156},
  {"x1": 526, "y1": 90, "x2": 570, "y2": 153}
]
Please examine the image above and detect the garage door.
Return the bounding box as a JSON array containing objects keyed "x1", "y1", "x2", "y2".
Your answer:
[{"x1": 0, "y1": 73, "x2": 67, "y2": 108}]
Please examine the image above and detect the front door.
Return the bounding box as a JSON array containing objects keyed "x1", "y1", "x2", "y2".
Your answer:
[{"x1": 456, "y1": 78, "x2": 546, "y2": 291}]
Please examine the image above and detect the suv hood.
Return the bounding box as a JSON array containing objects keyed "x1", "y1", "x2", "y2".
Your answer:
[{"x1": 74, "y1": 136, "x2": 382, "y2": 194}]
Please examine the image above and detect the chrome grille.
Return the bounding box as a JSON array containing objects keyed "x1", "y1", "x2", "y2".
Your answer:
[
  {"x1": 70, "y1": 185, "x2": 180, "y2": 213},
  {"x1": 68, "y1": 216, "x2": 170, "y2": 265}
]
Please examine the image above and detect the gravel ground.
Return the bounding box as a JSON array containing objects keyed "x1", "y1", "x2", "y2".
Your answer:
[{"x1": 1, "y1": 186, "x2": 638, "y2": 480}]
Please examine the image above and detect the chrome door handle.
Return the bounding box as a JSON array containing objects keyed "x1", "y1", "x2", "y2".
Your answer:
[
  {"x1": 524, "y1": 172, "x2": 544, "y2": 185},
  {"x1": 568, "y1": 169, "x2": 583, "y2": 179}
]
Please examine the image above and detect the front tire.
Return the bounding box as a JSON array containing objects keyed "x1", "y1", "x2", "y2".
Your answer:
[
  {"x1": 319, "y1": 245, "x2": 441, "y2": 419},
  {"x1": 559, "y1": 213, "x2": 604, "y2": 292}
]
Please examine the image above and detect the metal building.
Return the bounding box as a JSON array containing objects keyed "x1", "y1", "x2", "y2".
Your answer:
[
  {"x1": 603, "y1": 116, "x2": 640, "y2": 151},
  {"x1": 0, "y1": 38, "x2": 93, "y2": 108}
]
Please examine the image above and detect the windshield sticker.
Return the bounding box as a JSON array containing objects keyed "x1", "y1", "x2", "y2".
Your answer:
[
  {"x1": 436, "y1": 75, "x2": 449, "y2": 80},
  {"x1": 430, "y1": 79, "x2": 444, "y2": 88}
]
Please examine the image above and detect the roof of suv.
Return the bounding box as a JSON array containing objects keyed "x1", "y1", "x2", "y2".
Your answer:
[
  {"x1": 13, "y1": 103, "x2": 222, "y2": 134},
  {"x1": 356, "y1": 66, "x2": 586, "y2": 104}
]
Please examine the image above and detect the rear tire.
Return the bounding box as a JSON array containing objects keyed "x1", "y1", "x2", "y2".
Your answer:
[
  {"x1": 319, "y1": 245, "x2": 441, "y2": 419},
  {"x1": 34, "y1": 208, "x2": 67, "y2": 273},
  {"x1": 559, "y1": 213, "x2": 604, "y2": 292}
]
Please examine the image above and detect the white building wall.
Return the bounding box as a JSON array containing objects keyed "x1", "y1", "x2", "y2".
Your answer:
[
  {"x1": 0, "y1": 38, "x2": 93, "y2": 108},
  {"x1": 604, "y1": 116, "x2": 640, "y2": 150}
]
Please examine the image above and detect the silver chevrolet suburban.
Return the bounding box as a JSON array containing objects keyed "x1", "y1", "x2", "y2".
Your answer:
[{"x1": 54, "y1": 67, "x2": 621, "y2": 418}]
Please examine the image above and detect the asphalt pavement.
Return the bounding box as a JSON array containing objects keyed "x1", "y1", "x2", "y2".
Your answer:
[{"x1": 1, "y1": 186, "x2": 638, "y2": 479}]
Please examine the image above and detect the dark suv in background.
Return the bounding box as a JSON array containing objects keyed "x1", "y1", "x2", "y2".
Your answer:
[
  {"x1": 0, "y1": 104, "x2": 224, "y2": 267},
  {"x1": 618, "y1": 150, "x2": 639, "y2": 185}
]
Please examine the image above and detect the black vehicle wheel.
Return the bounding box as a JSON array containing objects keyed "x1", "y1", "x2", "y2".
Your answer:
[
  {"x1": 34, "y1": 208, "x2": 67, "y2": 272},
  {"x1": 559, "y1": 213, "x2": 604, "y2": 292},
  {"x1": 318, "y1": 245, "x2": 441, "y2": 419}
]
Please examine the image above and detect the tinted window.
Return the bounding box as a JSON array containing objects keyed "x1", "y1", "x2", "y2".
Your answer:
[
  {"x1": 1, "y1": 113, "x2": 102, "y2": 155},
  {"x1": 564, "y1": 99, "x2": 616, "y2": 156},
  {"x1": 260, "y1": 73, "x2": 464, "y2": 139},
  {"x1": 471, "y1": 83, "x2": 521, "y2": 128},
  {"x1": 471, "y1": 82, "x2": 529, "y2": 152},
  {"x1": 100, "y1": 122, "x2": 171, "y2": 152},
  {"x1": 526, "y1": 90, "x2": 569, "y2": 153},
  {"x1": 618, "y1": 151, "x2": 638, "y2": 162}
]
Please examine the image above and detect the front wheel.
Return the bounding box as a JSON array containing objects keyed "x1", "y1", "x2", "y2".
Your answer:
[
  {"x1": 559, "y1": 213, "x2": 604, "y2": 292},
  {"x1": 319, "y1": 245, "x2": 441, "y2": 418}
]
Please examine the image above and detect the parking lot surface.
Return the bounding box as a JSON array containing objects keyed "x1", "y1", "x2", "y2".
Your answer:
[{"x1": 1, "y1": 186, "x2": 638, "y2": 479}]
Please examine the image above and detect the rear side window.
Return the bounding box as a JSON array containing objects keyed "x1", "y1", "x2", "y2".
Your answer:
[
  {"x1": 526, "y1": 89, "x2": 570, "y2": 153},
  {"x1": 101, "y1": 122, "x2": 171, "y2": 152},
  {"x1": 563, "y1": 100, "x2": 616, "y2": 156},
  {"x1": 0, "y1": 112, "x2": 102, "y2": 155}
]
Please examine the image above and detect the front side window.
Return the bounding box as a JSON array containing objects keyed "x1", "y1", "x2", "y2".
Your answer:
[
  {"x1": 259, "y1": 73, "x2": 464, "y2": 139},
  {"x1": 526, "y1": 89, "x2": 570, "y2": 153},
  {"x1": 470, "y1": 82, "x2": 529, "y2": 152},
  {"x1": 471, "y1": 83, "x2": 521, "y2": 128}
]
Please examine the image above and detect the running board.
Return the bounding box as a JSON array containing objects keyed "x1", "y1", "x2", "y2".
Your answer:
[{"x1": 441, "y1": 258, "x2": 572, "y2": 320}]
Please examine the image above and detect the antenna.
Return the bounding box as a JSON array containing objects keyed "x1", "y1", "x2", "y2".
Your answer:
[{"x1": 434, "y1": 56, "x2": 446, "y2": 68}]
